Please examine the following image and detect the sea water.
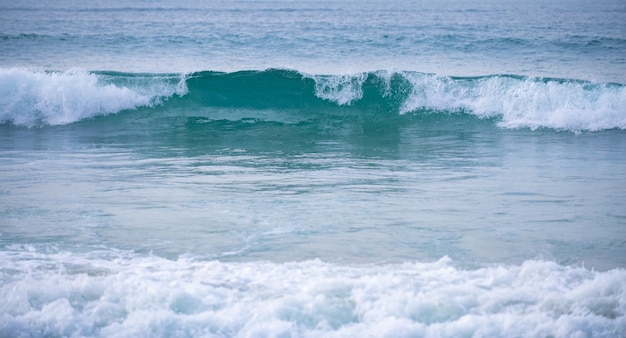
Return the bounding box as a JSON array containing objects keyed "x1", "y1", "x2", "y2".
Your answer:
[{"x1": 1, "y1": 1, "x2": 626, "y2": 337}]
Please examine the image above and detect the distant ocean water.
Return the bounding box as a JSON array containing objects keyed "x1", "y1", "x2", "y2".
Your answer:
[{"x1": 1, "y1": 0, "x2": 626, "y2": 337}]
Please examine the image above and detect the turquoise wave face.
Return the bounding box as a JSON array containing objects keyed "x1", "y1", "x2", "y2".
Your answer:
[{"x1": 1, "y1": 68, "x2": 625, "y2": 132}]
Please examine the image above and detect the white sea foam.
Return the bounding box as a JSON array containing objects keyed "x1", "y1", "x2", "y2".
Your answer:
[
  {"x1": 398, "y1": 72, "x2": 626, "y2": 131},
  {"x1": 0, "y1": 68, "x2": 187, "y2": 127},
  {"x1": 1, "y1": 249, "x2": 624, "y2": 337}
]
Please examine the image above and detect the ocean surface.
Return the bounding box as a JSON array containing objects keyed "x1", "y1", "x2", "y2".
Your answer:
[{"x1": 1, "y1": 0, "x2": 626, "y2": 337}]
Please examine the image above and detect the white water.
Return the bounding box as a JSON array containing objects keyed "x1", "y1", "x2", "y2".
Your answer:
[
  {"x1": 398, "y1": 73, "x2": 626, "y2": 131},
  {"x1": 0, "y1": 68, "x2": 186, "y2": 126},
  {"x1": 1, "y1": 248, "x2": 624, "y2": 338}
]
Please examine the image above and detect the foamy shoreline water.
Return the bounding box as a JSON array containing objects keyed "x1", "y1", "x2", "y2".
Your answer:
[{"x1": 2, "y1": 248, "x2": 625, "y2": 338}]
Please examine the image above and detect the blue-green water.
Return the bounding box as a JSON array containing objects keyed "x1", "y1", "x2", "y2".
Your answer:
[{"x1": 1, "y1": 1, "x2": 626, "y2": 337}]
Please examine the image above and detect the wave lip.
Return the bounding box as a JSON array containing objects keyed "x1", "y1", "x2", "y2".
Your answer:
[
  {"x1": 0, "y1": 68, "x2": 187, "y2": 127},
  {"x1": 397, "y1": 72, "x2": 626, "y2": 131},
  {"x1": 308, "y1": 72, "x2": 369, "y2": 106}
]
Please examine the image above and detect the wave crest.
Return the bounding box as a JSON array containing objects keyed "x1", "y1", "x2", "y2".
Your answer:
[
  {"x1": 0, "y1": 68, "x2": 187, "y2": 127},
  {"x1": 397, "y1": 73, "x2": 626, "y2": 131}
]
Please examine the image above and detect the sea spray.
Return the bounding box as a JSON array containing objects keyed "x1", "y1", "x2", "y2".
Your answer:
[{"x1": 309, "y1": 72, "x2": 369, "y2": 106}]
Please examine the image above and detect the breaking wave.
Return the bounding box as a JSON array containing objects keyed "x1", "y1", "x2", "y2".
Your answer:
[{"x1": 1, "y1": 67, "x2": 625, "y2": 131}]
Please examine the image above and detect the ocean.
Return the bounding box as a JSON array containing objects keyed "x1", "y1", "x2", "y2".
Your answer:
[{"x1": 1, "y1": 0, "x2": 626, "y2": 337}]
